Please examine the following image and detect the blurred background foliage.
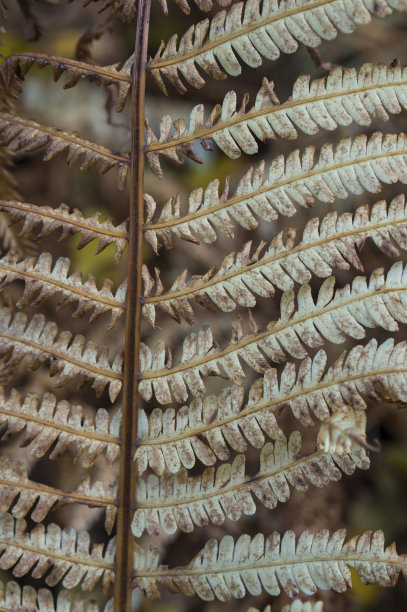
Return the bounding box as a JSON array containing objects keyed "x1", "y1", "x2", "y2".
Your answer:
[{"x1": 1, "y1": 1, "x2": 407, "y2": 611}]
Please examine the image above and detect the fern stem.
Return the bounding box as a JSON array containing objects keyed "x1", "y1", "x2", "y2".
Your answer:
[{"x1": 115, "y1": 2, "x2": 151, "y2": 610}]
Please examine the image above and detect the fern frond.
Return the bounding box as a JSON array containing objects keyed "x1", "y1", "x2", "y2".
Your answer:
[
  {"x1": 143, "y1": 195, "x2": 407, "y2": 326},
  {"x1": 136, "y1": 337, "x2": 404, "y2": 473},
  {"x1": 144, "y1": 132, "x2": 407, "y2": 247},
  {"x1": 0, "y1": 115, "x2": 130, "y2": 189},
  {"x1": 0, "y1": 309, "x2": 123, "y2": 401},
  {"x1": 134, "y1": 529, "x2": 406, "y2": 599},
  {"x1": 148, "y1": 0, "x2": 407, "y2": 93},
  {"x1": 0, "y1": 53, "x2": 133, "y2": 112},
  {"x1": 0, "y1": 200, "x2": 128, "y2": 262},
  {"x1": 0, "y1": 457, "x2": 117, "y2": 533},
  {"x1": 0, "y1": 251, "x2": 126, "y2": 328},
  {"x1": 145, "y1": 62, "x2": 407, "y2": 176},
  {"x1": 0, "y1": 577, "x2": 103, "y2": 612},
  {"x1": 0, "y1": 388, "x2": 120, "y2": 466},
  {"x1": 139, "y1": 262, "x2": 407, "y2": 404},
  {"x1": 0, "y1": 512, "x2": 115, "y2": 591},
  {"x1": 132, "y1": 425, "x2": 368, "y2": 535}
]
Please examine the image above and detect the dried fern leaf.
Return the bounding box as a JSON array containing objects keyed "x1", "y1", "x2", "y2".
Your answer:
[
  {"x1": 136, "y1": 381, "x2": 282, "y2": 475},
  {"x1": 144, "y1": 131, "x2": 407, "y2": 247},
  {"x1": 139, "y1": 261, "x2": 407, "y2": 404},
  {"x1": 281, "y1": 602, "x2": 324, "y2": 612},
  {"x1": 0, "y1": 251, "x2": 126, "y2": 328},
  {"x1": 148, "y1": 0, "x2": 407, "y2": 93},
  {"x1": 84, "y1": 0, "x2": 138, "y2": 21},
  {"x1": 134, "y1": 529, "x2": 406, "y2": 599},
  {"x1": 0, "y1": 200, "x2": 128, "y2": 262},
  {"x1": 0, "y1": 456, "x2": 117, "y2": 533},
  {"x1": 0, "y1": 388, "x2": 120, "y2": 466},
  {"x1": 145, "y1": 62, "x2": 407, "y2": 176},
  {"x1": 0, "y1": 308, "x2": 123, "y2": 401},
  {"x1": 0, "y1": 214, "x2": 22, "y2": 255},
  {"x1": 0, "y1": 578, "x2": 102, "y2": 612},
  {"x1": 132, "y1": 425, "x2": 368, "y2": 535},
  {"x1": 159, "y1": 0, "x2": 233, "y2": 17},
  {"x1": 249, "y1": 602, "x2": 324, "y2": 612},
  {"x1": 143, "y1": 195, "x2": 407, "y2": 325},
  {"x1": 0, "y1": 512, "x2": 115, "y2": 591},
  {"x1": 165, "y1": 0, "x2": 232, "y2": 16},
  {"x1": 0, "y1": 148, "x2": 19, "y2": 202},
  {"x1": 0, "y1": 114, "x2": 130, "y2": 189},
  {"x1": 243, "y1": 336, "x2": 407, "y2": 427},
  {"x1": 317, "y1": 406, "x2": 368, "y2": 454},
  {"x1": 0, "y1": 53, "x2": 133, "y2": 112},
  {"x1": 135, "y1": 337, "x2": 405, "y2": 473},
  {"x1": 0, "y1": 0, "x2": 7, "y2": 31}
]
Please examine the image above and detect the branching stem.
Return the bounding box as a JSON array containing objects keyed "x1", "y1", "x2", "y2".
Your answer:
[{"x1": 115, "y1": 2, "x2": 151, "y2": 610}]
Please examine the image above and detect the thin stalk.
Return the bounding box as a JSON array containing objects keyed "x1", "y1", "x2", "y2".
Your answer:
[{"x1": 115, "y1": 2, "x2": 151, "y2": 610}]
